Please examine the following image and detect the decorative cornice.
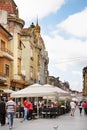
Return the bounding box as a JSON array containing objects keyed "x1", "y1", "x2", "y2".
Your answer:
[{"x1": 8, "y1": 15, "x2": 25, "y2": 27}]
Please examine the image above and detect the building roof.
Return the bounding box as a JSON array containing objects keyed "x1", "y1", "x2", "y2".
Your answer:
[
  {"x1": 0, "y1": 0, "x2": 17, "y2": 6},
  {"x1": 0, "y1": 0, "x2": 17, "y2": 15}
]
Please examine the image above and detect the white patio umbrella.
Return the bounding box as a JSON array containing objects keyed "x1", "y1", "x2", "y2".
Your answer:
[
  {"x1": 2, "y1": 89, "x2": 15, "y2": 93},
  {"x1": 11, "y1": 83, "x2": 58, "y2": 98},
  {"x1": 11, "y1": 83, "x2": 69, "y2": 99},
  {"x1": 43, "y1": 84, "x2": 69, "y2": 95},
  {"x1": 42, "y1": 84, "x2": 70, "y2": 104},
  {"x1": 11, "y1": 83, "x2": 58, "y2": 116}
]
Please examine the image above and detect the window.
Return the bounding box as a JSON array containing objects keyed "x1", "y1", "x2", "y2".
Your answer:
[
  {"x1": 1, "y1": 40, "x2": 5, "y2": 51},
  {"x1": 18, "y1": 34, "x2": 22, "y2": 49},
  {"x1": 18, "y1": 41, "x2": 22, "y2": 49},
  {"x1": 18, "y1": 58, "x2": 21, "y2": 74},
  {"x1": 5, "y1": 64, "x2": 9, "y2": 76}
]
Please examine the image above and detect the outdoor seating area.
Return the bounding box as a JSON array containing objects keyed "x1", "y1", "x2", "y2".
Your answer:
[
  {"x1": 39, "y1": 106, "x2": 70, "y2": 118},
  {"x1": 12, "y1": 83, "x2": 71, "y2": 120},
  {"x1": 15, "y1": 105, "x2": 70, "y2": 119}
]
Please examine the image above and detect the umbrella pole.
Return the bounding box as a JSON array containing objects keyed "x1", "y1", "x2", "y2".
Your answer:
[
  {"x1": 36, "y1": 97, "x2": 39, "y2": 117},
  {"x1": 46, "y1": 97, "x2": 49, "y2": 107}
]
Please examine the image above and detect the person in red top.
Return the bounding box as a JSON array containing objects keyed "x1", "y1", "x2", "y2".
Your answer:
[
  {"x1": 83, "y1": 101, "x2": 87, "y2": 115},
  {"x1": 27, "y1": 101, "x2": 33, "y2": 120},
  {"x1": 21, "y1": 98, "x2": 29, "y2": 122}
]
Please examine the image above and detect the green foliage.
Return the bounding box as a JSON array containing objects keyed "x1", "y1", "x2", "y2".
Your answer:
[{"x1": 58, "y1": 98, "x2": 71, "y2": 106}]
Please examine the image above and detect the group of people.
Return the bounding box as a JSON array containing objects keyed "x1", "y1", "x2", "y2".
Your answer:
[
  {"x1": 0, "y1": 97, "x2": 34, "y2": 129},
  {"x1": 1, "y1": 96, "x2": 87, "y2": 129},
  {"x1": 79, "y1": 100, "x2": 87, "y2": 115},
  {"x1": 0, "y1": 97, "x2": 16, "y2": 130},
  {"x1": 70, "y1": 99, "x2": 87, "y2": 116}
]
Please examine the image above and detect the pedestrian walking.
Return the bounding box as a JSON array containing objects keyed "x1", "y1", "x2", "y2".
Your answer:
[
  {"x1": 83, "y1": 101, "x2": 87, "y2": 115},
  {"x1": 0, "y1": 97, "x2": 6, "y2": 126},
  {"x1": 6, "y1": 97, "x2": 16, "y2": 130},
  {"x1": 70, "y1": 100, "x2": 76, "y2": 116},
  {"x1": 78, "y1": 101, "x2": 83, "y2": 115},
  {"x1": 27, "y1": 101, "x2": 33, "y2": 120},
  {"x1": 20, "y1": 97, "x2": 29, "y2": 122}
]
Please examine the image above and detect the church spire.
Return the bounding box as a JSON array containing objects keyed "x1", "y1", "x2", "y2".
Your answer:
[
  {"x1": 36, "y1": 16, "x2": 39, "y2": 26},
  {"x1": 35, "y1": 17, "x2": 40, "y2": 36}
]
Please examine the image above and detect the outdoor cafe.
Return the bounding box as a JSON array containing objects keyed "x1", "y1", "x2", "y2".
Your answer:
[{"x1": 11, "y1": 83, "x2": 71, "y2": 119}]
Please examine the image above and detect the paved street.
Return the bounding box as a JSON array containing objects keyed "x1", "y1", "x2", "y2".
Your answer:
[{"x1": 0, "y1": 108, "x2": 87, "y2": 130}]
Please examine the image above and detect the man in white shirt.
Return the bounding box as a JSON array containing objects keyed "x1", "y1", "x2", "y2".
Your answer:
[
  {"x1": 6, "y1": 97, "x2": 16, "y2": 130},
  {"x1": 70, "y1": 100, "x2": 76, "y2": 116}
]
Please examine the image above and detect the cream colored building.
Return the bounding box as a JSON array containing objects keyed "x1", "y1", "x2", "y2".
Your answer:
[
  {"x1": 0, "y1": 1, "x2": 25, "y2": 90},
  {"x1": 21, "y1": 22, "x2": 49, "y2": 85},
  {"x1": 0, "y1": 0, "x2": 49, "y2": 92}
]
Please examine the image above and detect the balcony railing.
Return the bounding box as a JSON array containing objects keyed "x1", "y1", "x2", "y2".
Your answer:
[
  {"x1": 11, "y1": 74, "x2": 25, "y2": 83},
  {"x1": 0, "y1": 72, "x2": 7, "y2": 84},
  {"x1": 0, "y1": 48, "x2": 13, "y2": 56}
]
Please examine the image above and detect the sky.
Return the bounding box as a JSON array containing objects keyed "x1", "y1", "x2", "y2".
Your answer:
[{"x1": 14, "y1": 0, "x2": 87, "y2": 92}]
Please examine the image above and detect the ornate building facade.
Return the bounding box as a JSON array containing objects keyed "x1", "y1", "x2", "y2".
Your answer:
[
  {"x1": 21, "y1": 21, "x2": 49, "y2": 86},
  {"x1": 0, "y1": 24, "x2": 13, "y2": 90},
  {"x1": 0, "y1": 0, "x2": 49, "y2": 93}
]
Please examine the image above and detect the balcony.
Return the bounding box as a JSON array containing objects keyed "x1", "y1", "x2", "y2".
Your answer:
[
  {"x1": 11, "y1": 74, "x2": 25, "y2": 84},
  {"x1": 0, "y1": 73, "x2": 7, "y2": 86},
  {"x1": 0, "y1": 48, "x2": 13, "y2": 60}
]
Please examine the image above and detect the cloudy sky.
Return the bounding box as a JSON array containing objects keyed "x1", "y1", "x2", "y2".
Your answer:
[{"x1": 14, "y1": 0, "x2": 87, "y2": 91}]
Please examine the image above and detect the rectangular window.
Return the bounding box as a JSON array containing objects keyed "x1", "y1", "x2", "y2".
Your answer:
[
  {"x1": 5, "y1": 64, "x2": 9, "y2": 76},
  {"x1": 18, "y1": 34, "x2": 22, "y2": 49},
  {"x1": 18, "y1": 58, "x2": 21, "y2": 74},
  {"x1": 1, "y1": 40, "x2": 5, "y2": 51},
  {"x1": 18, "y1": 41, "x2": 22, "y2": 49}
]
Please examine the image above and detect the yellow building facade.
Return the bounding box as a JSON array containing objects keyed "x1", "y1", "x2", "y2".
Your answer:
[
  {"x1": 0, "y1": 0, "x2": 49, "y2": 93},
  {"x1": 0, "y1": 24, "x2": 13, "y2": 92},
  {"x1": 0, "y1": 0, "x2": 25, "y2": 91}
]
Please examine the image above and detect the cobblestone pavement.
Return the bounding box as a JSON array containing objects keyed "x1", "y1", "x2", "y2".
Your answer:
[{"x1": 0, "y1": 108, "x2": 87, "y2": 130}]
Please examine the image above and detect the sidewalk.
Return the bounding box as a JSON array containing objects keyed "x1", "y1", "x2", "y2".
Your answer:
[{"x1": 0, "y1": 108, "x2": 87, "y2": 130}]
